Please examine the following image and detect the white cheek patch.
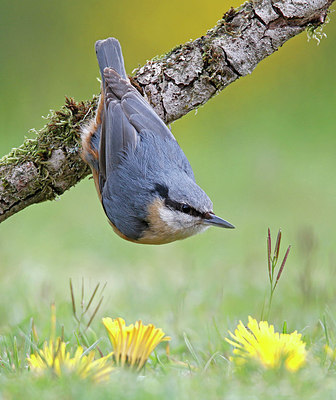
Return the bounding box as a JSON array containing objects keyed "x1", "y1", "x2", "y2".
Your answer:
[
  {"x1": 159, "y1": 207, "x2": 210, "y2": 238},
  {"x1": 159, "y1": 208, "x2": 190, "y2": 229}
]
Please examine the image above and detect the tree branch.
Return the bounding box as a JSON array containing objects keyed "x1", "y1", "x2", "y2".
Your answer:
[{"x1": 0, "y1": 0, "x2": 334, "y2": 223}]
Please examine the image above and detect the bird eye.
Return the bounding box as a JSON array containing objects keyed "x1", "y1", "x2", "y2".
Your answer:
[{"x1": 181, "y1": 204, "x2": 191, "y2": 214}]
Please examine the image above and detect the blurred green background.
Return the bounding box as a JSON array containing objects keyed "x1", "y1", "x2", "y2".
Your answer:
[{"x1": 0, "y1": 0, "x2": 335, "y2": 343}]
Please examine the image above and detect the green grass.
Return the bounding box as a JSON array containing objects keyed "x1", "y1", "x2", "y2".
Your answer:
[{"x1": 0, "y1": 290, "x2": 336, "y2": 400}]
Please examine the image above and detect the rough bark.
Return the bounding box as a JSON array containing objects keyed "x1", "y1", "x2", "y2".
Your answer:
[{"x1": 0, "y1": 0, "x2": 334, "y2": 223}]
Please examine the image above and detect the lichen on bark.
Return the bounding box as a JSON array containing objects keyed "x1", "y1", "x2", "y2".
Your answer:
[{"x1": 0, "y1": 97, "x2": 97, "y2": 222}]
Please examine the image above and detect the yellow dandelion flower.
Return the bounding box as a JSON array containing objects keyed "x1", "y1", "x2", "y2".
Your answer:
[
  {"x1": 27, "y1": 338, "x2": 113, "y2": 382},
  {"x1": 102, "y1": 317, "x2": 170, "y2": 370},
  {"x1": 225, "y1": 316, "x2": 307, "y2": 372}
]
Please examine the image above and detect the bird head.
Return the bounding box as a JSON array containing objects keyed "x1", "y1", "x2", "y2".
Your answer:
[{"x1": 138, "y1": 178, "x2": 234, "y2": 244}]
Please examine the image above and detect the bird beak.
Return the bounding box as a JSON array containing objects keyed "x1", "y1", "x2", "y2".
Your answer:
[{"x1": 204, "y1": 213, "x2": 235, "y2": 229}]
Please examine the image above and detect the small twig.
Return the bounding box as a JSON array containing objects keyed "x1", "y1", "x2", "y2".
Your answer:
[
  {"x1": 85, "y1": 297, "x2": 104, "y2": 331},
  {"x1": 262, "y1": 228, "x2": 291, "y2": 320},
  {"x1": 69, "y1": 279, "x2": 78, "y2": 322},
  {"x1": 84, "y1": 283, "x2": 100, "y2": 315}
]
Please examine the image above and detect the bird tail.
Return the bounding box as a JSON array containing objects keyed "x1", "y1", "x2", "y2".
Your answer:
[{"x1": 95, "y1": 38, "x2": 127, "y2": 87}]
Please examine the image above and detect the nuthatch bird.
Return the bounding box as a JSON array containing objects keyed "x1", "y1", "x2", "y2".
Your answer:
[{"x1": 81, "y1": 37, "x2": 234, "y2": 244}]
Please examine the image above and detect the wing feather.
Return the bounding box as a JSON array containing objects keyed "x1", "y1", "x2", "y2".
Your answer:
[{"x1": 99, "y1": 67, "x2": 175, "y2": 177}]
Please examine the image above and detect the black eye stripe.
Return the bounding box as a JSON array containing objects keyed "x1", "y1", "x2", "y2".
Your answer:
[
  {"x1": 154, "y1": 183, "x2": 169, "y2": 198},
  {"x1": 164, "y1": 197, "x2": 180, "y2": 211},
  {"x1": 155, "y1": 183, "x2": 204, "y2": 218},
  {"x1": 164, "y1": 198, "x2": 203, "y2": 218}
]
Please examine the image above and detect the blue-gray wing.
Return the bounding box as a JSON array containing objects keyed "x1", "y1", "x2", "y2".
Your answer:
[{"x1": 99, "y1": 67, "x2": 176, "y2": 181}]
